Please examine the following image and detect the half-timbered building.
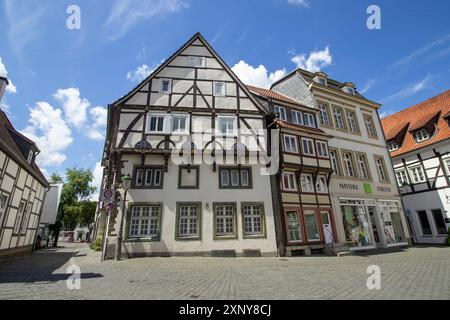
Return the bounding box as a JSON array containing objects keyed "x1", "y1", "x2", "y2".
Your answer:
[
  {"x1": 271, "y1": 69, "x2": 411, "y2": 252},
  {"x1": 98, "y1": 33, "x2": 278, "y2": 258},
  {"x1": 381, "y1": 89, "x2": 450, "y2": 244},
  {"x1": 0, "y1": 76, "x2": 49, "y2": 257},
  {"x1": 248, "y1": 86, "x2": 336, "y2": 256}
]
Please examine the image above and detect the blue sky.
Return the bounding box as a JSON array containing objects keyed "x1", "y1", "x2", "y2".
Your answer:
[{"x1": 0, "y1": 0, "x2": 449, "y2": 192}]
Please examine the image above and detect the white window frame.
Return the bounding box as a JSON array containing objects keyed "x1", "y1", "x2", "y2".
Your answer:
[
  {"x1": 282, "y1": 171, "x2": 297, "y2": 191},
  {"x1": 364, "y1": 114, "x2": 378, "y2": 137},
  {"x1": 316, "y1": 77, "x2": 327, "y2": 86},
  {"x1": 134, "y1": 167, "x2": 163, "y2": 188},
  {"x1": 274, "y1": 106, "x2": 287, "y2": 121},
  {"x1": 159, "y1": 78, "x2": 172, "y2": 94},
  {"x1": 345, "y1": 87, "x2": 355, "y2": 95},
  {"x1": 214, "y1": 204, "x2": 236, "y2": 237},
  {"x1": 242, "y1": 204, "x2": 264, "y2": 236},
  {"x1": 0, "y1": 193, "x2": 8, "y2": 229},
  {"x1": 177, "y1": 204, "x2": 200, "y2": 239},
  {"x1": 333, "y1": 106, "x2": 346, "y2": 130},
  {"x1": 395, "y1": 169, "x2": 409, "y2": 186},
  {"x1": 20, "y1": 203, "x2": 31, "y2": 234},
  {"x1": 303, "y1": 113, "x2": 316, "y2": 128},
  {"x1": 316, "y1": 141, "x2": 328, "y2": 157},
  {"x1": 304, "y1": 210, "x2": 320, "y2": 241},
  {"x1": 217, "y1": 116, "x2": 237, "y2": 136},
  {"x1": 414, "y1": 128, "x2": 430, "y2": 142},
  {"x1": 318, "y1": 103, "x2": 331, "y2": 126},
  {"x1": 329, "y1": 149, "x2": 342, "y2": 176},
  {"x1": 375, "y1": 157, "x2": 389, "y2": 182},
  {"x1": 316, "y1": 175, "x2": 328, "y2": 193},
  {"x1": 342, "y1": 152, "x2": 356, "y2": 178},
  {"x1": 292, "y1": 110, "x2": 303, "y2": 125},
  {"x1": 13, "y1": 201, "x2": 26, "y2": 235},
  {"x1": 388, "y1": 140, "x2": 399, "y2": 151},
  {"x1": 283, "y1": 134, "x2": 299, "y2": 153},
  {"x1": 213, "y1": 81, "x2": 226, "y2": 97},
  {"x1": 171, "y1": 114, "x2": 190, "y2": 134},
  {"x1": 147, "y1": 113, "x2": 169, "y2": 133},
  {"x1": 300, "y1": 173, "x2": 314, "y2": 192},
  {"x1": 356, "y1": 154, "x2": 370, "y2": 179},
  {"x1": 445, "y1": 158, "x2": 450, "y2": 175},
  {"x1": 129, "y1": 205, "x2": 161, "y2": 239},
  {"x1": 27, "y1": 150, "x2": 34, "y2": 164},
  {"x1": 286, "y1": 211, "x2": 303, "y2": 242},
  {"x1": 409, "y1": 165, "x2": 426, "y2": 184},
  {"x1": 346, "y1": 110, "x2": 359, "y2": 133},
  {"x1": 301, "y1": 138, "x2": 315, "y2": 156}
]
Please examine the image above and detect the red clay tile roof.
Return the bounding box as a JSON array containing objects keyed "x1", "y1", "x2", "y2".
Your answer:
[
  {"x1": 247, "y1": 85, "x2": 307, "y2": 107},
  {"x1": 381, "y1": 89, "x2": 450, "y2": 157},
  {"x1": 408, "y1": 111, "x2": 441, "y2": 132},
  {"x1": 0, "y1": 110, "x2": 49, "y2": 187},
  {"x1": 273, "y1": 119, "x2": 330, "y2": 137},
  {"x1": 385, "y1": 122, "x2": 410, "y2": 141}
]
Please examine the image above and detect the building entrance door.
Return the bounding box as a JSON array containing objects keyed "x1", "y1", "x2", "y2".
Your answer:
[{"x1": 368, "y1": 207, "x2": 380, "y2": 246}]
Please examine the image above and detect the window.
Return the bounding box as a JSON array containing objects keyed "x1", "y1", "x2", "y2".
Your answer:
[
  {"x1": 332, "y1": 106, "x2": 346, "y2": 130},
  {"x1": 172, "y1": 115, "x2": 189, "y2": 133},
  {"x1": 213, "y1": 81, "x2": 226, "y2": 97},
  {"x1": 159, "y1": 79, "x2": 172, "y2": 93},
  {"x1": 345, "y1": 110, "x2": 359, "y2": 133},
  {"x1": 329, "y1": 148, "x2": 342, "y2": 176},
  {"x1": 300, "y1": 174, "x2": 314, "y2": 192},
  {"x1": 364, "y1": 114, "x2": 378, "y2": 137},
  {"x1": 445, "y1": 159, "x2": 450, "y2": 175},
  {"x1": 316, "y1": 141, "x2": 328, "y2": 157},
  {"x1": 316, "y1": 176, "x2": 328, "y2": 193},
  {"x1": 417, "y1": 210, "x2": 432, "y2": 235},
  {"x1": 219, "y1": 167, "x2": 251, "y2": 188},
  {"x1": 283, "y1": 134, "x2": 299, "y2": 153},
  {"x1": 20, "y1": 204, "x2": 31, "y2": 234},
  {"x1": 414, "y1": 128, "x2": 430, "y2": 142},
  {"x1": 292, "y1": 110, "x2": 303, "y2": 125},
  {"x1": 286, "y1": 211, "x2": 302, "y2": 242},
  {"x1": 0, "y1": 194, "x2": 8, "y2": 228},
  {"x1": 13, "y1": 201, "x2": 26, "y2": 235},
  {"x1": 346, "y1": 87, "x2": 355, "y2": 95},
  {"x1": 318, "y1": 103, "x2": 331, "y2": 126},
  {"x1": 214, "y1": 204, "x2": 236, "y2": 238},
  {"x1": 342, "y1": 151, "x2": 357, "y2": 178},
  {"x1": 129, "y1": 205, "x2": 161, "y2": 239},
  {"x1": 302, "y1": 113, "x2": 316, "y2": 128},
  {"x1": 133, "y1": 166, "x2": 164, "y2": 188},
  {"x1": 27, "y1": 150, "x2": 34, "y2": 164},
  {"x1": 217, "y1": 117, "x2": 236, "y2": 135},
  {"x1": 176, "y1": 203, "x2": 201, "y2": 239},
  {"x1": 301, "y1": 138, "x2": 315, "y2": 156},
  {"x1": 242, "y1": 203, "x2": 265, "y2": 237},
  {"x1": 388, "y1": 140, "x2": 399, "y2": 151},
  {"x1": 431, "y1": 209, "x2": 447, "y2": 235},
  {"x1": 395, "y1": 170, "x2": 409, "y2": 186},
  {"x1": 304, "y1": 210, "x2": 320, "y2": 241},
  {"x1": 409, "y1": 166, "x2": 425, "y2": 184},
  {"x1": 375, "y1": 156, "x2": 389, "y2": 182},
  {"x1": 317, "y1": 77, "x2": 327, "y2": 86},
  {"x1": 147, "y1": 114, "x2": 167, "y2": 133},
  {"x1": 274, "y1": 106, "x2": 287, "y2": 121},
  {"x1": 187, "y1": 56, "x2": 205, "y2": 67},
  {"x1": 282, "y1": 171, "x2": 297, "y2": 191},
  {"x1": 356, "y1": 153, "x2": 370, "y2": 179},
  {"x1": 178, "y1": 166, "x2": 199, "y2": 189}
]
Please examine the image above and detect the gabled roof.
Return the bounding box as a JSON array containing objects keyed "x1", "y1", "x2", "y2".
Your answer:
[
  {"x1": 381, "y1": 89, "x2": 450, "y2": 157},
  {"x1": 384, "y1": 122, "x2": 410, "y2": 141},
  {"x1": 247, "y1": 85, "x2": 302, "y2": 106},
  {"x1": 110, "y1": 32, "x2": 266, "y2": 114},
  {"x1": 0, "y1": 110, "x2": 48, "y2": 187},
  {"x1": 272, "y1": 119, "x2": 330, "y2": 138}
]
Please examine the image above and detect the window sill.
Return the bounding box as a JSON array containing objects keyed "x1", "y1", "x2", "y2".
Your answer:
[
  {"x1": 213, "y1": 235, "x2": 238, "y2": 241},
  {"x1": 175, "y1": 236, "x2": 201, "y2": 241},
  {"x1": 125, "y1": 237, "x2": 160, "y2": 242},
  {"x1": 243, "y1": 234, "x2": 266, "y2": 240}
]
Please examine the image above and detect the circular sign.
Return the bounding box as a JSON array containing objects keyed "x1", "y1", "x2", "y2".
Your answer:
[
  {"x1": 103, "y1": 190, "x2": 114, "y2": 199},
  {"x1": 104, "y1": 202, "x2": 116, "y2": 211}
]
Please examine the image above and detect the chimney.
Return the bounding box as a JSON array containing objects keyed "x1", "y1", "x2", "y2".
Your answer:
[{"x1": 0, "y1": 76, "x2": 9, "y2": 102}]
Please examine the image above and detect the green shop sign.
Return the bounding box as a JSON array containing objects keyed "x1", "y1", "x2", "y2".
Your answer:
[{"x1": 363, "y1": 182, "x2": 372, "y2": 194}]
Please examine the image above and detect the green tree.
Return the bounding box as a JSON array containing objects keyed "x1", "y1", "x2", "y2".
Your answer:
[
  {"x1": 49, "y1": 172, "x2": 63, "y2": 183},
  {"x1": 52, "y1": 167, "x2": 97, "y2": 247}
]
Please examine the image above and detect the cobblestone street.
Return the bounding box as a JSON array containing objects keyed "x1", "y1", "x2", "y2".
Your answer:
[{"x1": 0, "y1": 243, "x2": 449, "y2": 300}]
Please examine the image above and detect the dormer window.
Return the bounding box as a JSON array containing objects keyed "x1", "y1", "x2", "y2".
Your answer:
[
  {"x1": 27, "y1": 150, "x2": 34, "y2": 164},
  {"x1": 317, "y1": 77, "x2": 327, "y2": 86},
  {"x1": 414, "y1": 128, "x2": 430, "y2": 142},
  {"x1": 346, "y1": 87, "x2": 355, "y2": 95},
  {"x1": 388, "y1": 140, "x2": 399, "y2": 151}
]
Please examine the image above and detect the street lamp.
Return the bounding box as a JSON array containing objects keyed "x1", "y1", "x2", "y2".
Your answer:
[{"x1": 115, "y1": 173, "x2": 132, "y2": 261}]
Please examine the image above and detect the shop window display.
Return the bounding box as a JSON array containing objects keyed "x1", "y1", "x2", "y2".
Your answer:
[{"x1": 341, "y1": 201, "x2": 373, "y2": 247}]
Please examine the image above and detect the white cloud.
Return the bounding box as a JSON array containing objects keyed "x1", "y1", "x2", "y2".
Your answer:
[
  {"x1": 0, "y1": 57, "x2": 17, "y2": 94},
  {"x1": 103, "y1": 0, "x2": 189, "y2": 42},
  {"x1": 382, "y1": 75, "x2": 432, "y2": 103},
  {"x1": 127, "y1": 64, "x2": 155, "y2": 82},
  {"x1": 90, "y1": 161, "x2": 104, "y2": 200},
  {"x1": 231, "y1": 60, "x2": 287, "y2": 89},
  {"x1": 360, "y1": 79, "x2": 376, "y2": 95},
  {"x1": 54, "y1": 88, "x2": 90, "y2": 128},
  {"x1": 87, "y1": 106, "x2": 108, "y2": 141},
  {"x1": 21, "y1": 102, "x2": 73, "y2": 166},
  {"x1": 290, "y1": 46, "x2": 332, "y2": 72},
  {"x1": 287, "y1": 0, "x2": 310, "y2": 8}
]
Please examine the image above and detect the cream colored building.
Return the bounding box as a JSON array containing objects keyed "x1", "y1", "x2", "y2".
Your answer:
[
  {"x1": 97, "y1": 33, "x2": 278, "y2": 258},
  {"x1": 0, "y1": 77, "x2": 49, "y2": 257},
  {"x1": 272, "y1": 69, "x2": 411, "y2": 251}
]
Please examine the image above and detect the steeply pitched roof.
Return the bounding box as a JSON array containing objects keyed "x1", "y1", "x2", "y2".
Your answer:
[
  {"x1": 381, "y1": 89, "x2": 450, "y2": 157},
  {"x1": 273, "y1": 119, "x2": 330, "y2": 137},
  {"x1": 247, "y1": 85, "x2": 304, "y2": 106},
  {"x1": 0, "y1": 110, "x2": 49, "y2": 187},
  {"x1": 384, "y1": 122, "x2": 410, "y2": 141}
]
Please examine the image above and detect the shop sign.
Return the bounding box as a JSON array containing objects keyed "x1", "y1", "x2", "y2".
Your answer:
[
  {"x1": 339, "y1": 183, "x2": 358, "y2": 190},
  {"x1": 377, "y1": 186, "x2": 392, "y2": 192},
  {"x1": 363, "y1": 183, "x2": 372, "y2": 194}
]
